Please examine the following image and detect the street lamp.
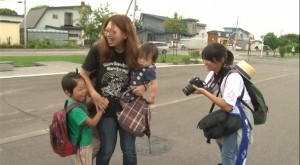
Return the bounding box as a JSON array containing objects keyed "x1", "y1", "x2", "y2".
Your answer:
[
  {"x1": 247, "y1": 34, "x2": 254, "y2": 62},
  {"x1": 18, "y1": 0, "x2": 26, "y2": 48},
  {"x1": 260, "y1": 35, "x2": 264, "y2": 58},
  {"x1": 248, "y1": 34, "x2": 254, "y2": 55}
]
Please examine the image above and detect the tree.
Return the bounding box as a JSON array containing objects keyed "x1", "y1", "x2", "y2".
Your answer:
[
  {"x1": 0, "y1": 8, "x2": 18, "y2": 15},
  {"x1": 263, "y1": 32, "x2": 279, "y2": 56},
  {"x1": 134, "y1": 20, "x2": 142, "y2": 31},
  {"x1": 163, "y1": 12, "x2": 188, "y2": 55},
  {"x1": 77, "y1": 3, "x2": 112, "y2": 47},
  {"x1": 278, "y1": 34, "x2": 299, "y2": 54}
]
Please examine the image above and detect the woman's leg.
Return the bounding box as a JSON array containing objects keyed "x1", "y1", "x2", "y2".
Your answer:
[
  {"x1": 119, "y1": 127, "x2": 137, "y2": 165},
  {"x1": 96, "y1": 117, "x2": 118, "y2": 165}
]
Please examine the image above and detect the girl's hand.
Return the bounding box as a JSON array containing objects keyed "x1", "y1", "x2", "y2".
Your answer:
[
  {"x1": 132, "y1": 85, "x2": 146, "y2": 96},
  {"x1": 91, "y1": 91, "x2": 109, "y2": 113},
  {"x1": 192, "y1": 85, "x2": 206, "y2": 95},
  {"x1": 146, "y1": 96, "x2": 155, "y2": 104}
]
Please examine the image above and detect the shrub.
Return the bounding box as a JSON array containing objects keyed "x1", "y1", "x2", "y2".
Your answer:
[
  {"x1": 279, "y1": 47, "x2": 286, "y2": 58},
  {"x1": 189, "y1": 50, "x2": 200, "y2": 58},
  {"x1": 182, "y1": 56, "x2": 191, "y2": 64}
]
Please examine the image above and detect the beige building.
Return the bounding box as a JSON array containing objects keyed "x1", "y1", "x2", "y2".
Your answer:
[{"x1": 0, "y1": 15, "x2": 23, "y2": 45}]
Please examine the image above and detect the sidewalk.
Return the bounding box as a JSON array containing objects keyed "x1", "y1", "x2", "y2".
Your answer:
[
  {"x1": 0, "y1": 61, "x2": 173, "y2": 79},
  {"x1": 0, "y1": 62, "x2": 82, "y2": 79},
  {"x1": 0, "y1": 54, "x2": 250, "y2": 79}
]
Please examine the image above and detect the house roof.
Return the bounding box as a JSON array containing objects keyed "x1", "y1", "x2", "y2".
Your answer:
[
  {"x1": 20, "y1": 8, "x2": 47, "y2": 28},
  {"x1": 0, "y1": 14, "x2": 23, "y2": 22},
  {"x1": 207, "y1": 30, "x2": 229, "y2": 38},
  {"x1": 0, "y1": 20, "x2": 20, "y2": 23},
  {"x1": 20, "y1": 6, "x2": 81, "y2": 29},
  {"x1": 140, "y1": 13, "x2": 168, "y2": 21},
  {"x1": 223, "y1": 27, "x2": 250, "y2": 35},
  {"x1": 182, "y1": 18, "x2": 199, "y2": 22},
  {"x1": 46, "y1": 25, "x2": 82, "y2": 30},
  {"x1": 138, "y1": 26, "x2": 167, "y2": 34}
]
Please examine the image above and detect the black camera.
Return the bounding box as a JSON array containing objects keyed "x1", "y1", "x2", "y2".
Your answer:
[{"x1": 182, "y1": 76, "x2": 206, "y2": 96}]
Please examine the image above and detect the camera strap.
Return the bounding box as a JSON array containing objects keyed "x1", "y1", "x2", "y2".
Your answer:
[{"x1": 207, "y1": 67, "x2": 231, "y2": 113}]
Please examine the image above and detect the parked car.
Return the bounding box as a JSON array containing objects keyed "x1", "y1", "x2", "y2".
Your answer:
[
  {"x1": 234, "y1": 44, "x2": 242, "y2": 50},
  {"x1": 224, "y1": 44, "x2": 242, "y2": 50},
  {"x1": 168, "y1": 41, "x2": 185, "y2": 49},
  {"x1": 149, "y1": 41, "x2": 169, "y2": 54}
]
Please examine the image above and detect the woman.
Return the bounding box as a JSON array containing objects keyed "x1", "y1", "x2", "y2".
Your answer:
[
  {"x1": 80, "y1": 14, "x2": 145, "y2": 165},
  {"x1": 192, "y1": 43, "x2": 254, "y2": 165}
]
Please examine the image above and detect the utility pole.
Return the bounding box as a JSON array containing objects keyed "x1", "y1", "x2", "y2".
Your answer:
[
  {"x1": 18, "y1": 0, "x2": 27, "y2": 48},
  {"x1": 132, "y1": 0, "x2": 137, "y2": 23},
  {"x1": 260, "y1": 35, "x2": 264, "y2": 58},
  {"x1": 24, "y1": 0, "x2": 26, "y2": 48},
  {"x1": 234, "y1": 16, "x2": 239, "y2": 50},
  {"x1": 126, "y1": 0, "x2": 133, "y2": 16}
]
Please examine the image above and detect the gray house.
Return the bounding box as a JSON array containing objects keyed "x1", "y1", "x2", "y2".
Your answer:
[
  {"x1": 137, "y1": 13, "x2": 206, "y2": 48},
  {"x1": 20, "y1": 3, "x2": 85, "y2": 46}
]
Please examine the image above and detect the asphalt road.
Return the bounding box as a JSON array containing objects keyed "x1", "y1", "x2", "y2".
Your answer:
[{"x1": 0, "y1": 57, "x2": 299, "y2": 165}]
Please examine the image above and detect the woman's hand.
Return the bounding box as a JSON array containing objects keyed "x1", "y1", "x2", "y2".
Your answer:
[
  {"x1": 132, "y1": 85, "x2": 146, "y2": 96},
  {"x1": 91, "y1": 91, "x2": 109, "y2": 113}
]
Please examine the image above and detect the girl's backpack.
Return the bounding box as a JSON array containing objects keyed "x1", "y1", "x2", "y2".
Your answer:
[
  {"x1": 240, "y1": 78, "x2": 269, "y2": 125},
  {"x1": 227, "y1": 69, "x2": 269, "y2": 125}
]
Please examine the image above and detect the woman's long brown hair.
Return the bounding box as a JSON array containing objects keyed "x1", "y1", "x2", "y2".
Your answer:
[{"x1": 95, "y1": 14, "x2": 140, "y2": 71}]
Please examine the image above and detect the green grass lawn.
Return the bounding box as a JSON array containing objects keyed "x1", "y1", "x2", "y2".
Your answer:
[
  {"x1": 1, "y1": 53, "x2": 296, "y2": 67},
  {"x1": 0, "y1": 55, "x2": 86, "y2": 66},
  {"x1": 0, "y1": 54, "x2": 192, "y2": 67}
]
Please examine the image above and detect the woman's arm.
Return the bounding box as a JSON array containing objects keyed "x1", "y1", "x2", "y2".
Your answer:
[{"x1": 80, "y1": 69, "x2": 108, "y2": 112}]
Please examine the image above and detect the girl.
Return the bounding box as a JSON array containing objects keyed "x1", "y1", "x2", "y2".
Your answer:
[{"x1": 192, "y1": 43, "x2": 254, "y2": 165}]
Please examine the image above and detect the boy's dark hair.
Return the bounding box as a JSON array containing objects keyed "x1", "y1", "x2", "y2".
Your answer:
[
  {"x1": 140, "y1": 42, "x2": 159, "y2": 63},
  {"x1": 61, "y1": 72, "x2": 84, "y2": 95}
]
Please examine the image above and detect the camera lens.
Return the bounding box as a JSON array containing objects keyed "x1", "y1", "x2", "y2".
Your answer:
[{"x1": 182, "y1": 84, "x2": 195, "y2": 96}]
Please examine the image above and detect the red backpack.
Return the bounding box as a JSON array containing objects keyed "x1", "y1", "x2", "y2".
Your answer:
[{"x1": 49, "y1": 100, "x2": 84, "y2": 157}]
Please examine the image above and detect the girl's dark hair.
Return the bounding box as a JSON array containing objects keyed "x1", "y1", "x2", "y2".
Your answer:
[
  {"x1": 140, "y1": 42, "x2": 159, "y2": 63},
  {"x1": 201, "y1": 43, "x2": 234, "y2": 66},
  {"x1": 61, "y1": 72, "x2": 84, "y2": 95}
]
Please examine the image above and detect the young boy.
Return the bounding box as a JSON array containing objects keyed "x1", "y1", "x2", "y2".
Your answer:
[
  {"x1": 61, "y1": 71, "x2": 103, "y2": 165},
  {"x1": 120, "y1": 42, "x2": 158, "y2": 107}
]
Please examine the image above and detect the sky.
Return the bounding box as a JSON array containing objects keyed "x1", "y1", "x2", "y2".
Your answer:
[{"x1": 1, "y1": 0, "x2": 299, "y2": 40}]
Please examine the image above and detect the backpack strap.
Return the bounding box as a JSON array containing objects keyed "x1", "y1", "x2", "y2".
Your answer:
[
  {"x1": 225, "y1": 72, "x2": 256, "y2": 114},
  {"x1": 225, "y1": 72, "x2": 254, "y2": 129},
  {"x1": 64, "y1": 100, "x2": 85, "y2": 147},
  {"x1": 144, "y1": 112, "x2": 152, "y2": 154},
  {"x1": 205, "y1": 68, "x2": 232, "y2": 143}
]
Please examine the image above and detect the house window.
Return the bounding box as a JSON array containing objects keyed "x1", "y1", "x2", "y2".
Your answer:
[
  {"x1": 193, "y1": 24, "x2": 196, "y2": 33},
  {"x1": 52, "y1": 14, "x2": 58, "y2": 19},
  {"x1": 64, "y1": 12, "x2": 73, "y2": 26},
  {"x1": 69, "y1": 33, "x2": 78, "y2": 38}
]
